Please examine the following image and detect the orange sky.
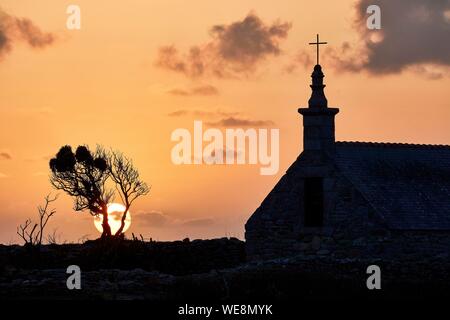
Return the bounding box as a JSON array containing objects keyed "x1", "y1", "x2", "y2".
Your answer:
[{"x1": 1, "y1": 0, "x2": 449, "y2": 244}]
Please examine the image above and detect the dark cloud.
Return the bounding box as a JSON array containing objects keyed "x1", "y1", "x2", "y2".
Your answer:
[
  {"x1": 167, "y1": 85, "x2": 219, "y2": 96},
  {"x1": 206, "y1": 116, "x2": 275, "y2": 127},
  {"x1": 211, "y1": 13, "x2": 291, "y2": 66},
  {"x1": 291, "y1": 1, "x2": 450, "y2": 78},
  {"x1": 0, "y1": 151, "x2": 12, "y2": 160},
  {"x1": 328, "y1": 0, "x2": 450, "y2": 76},
  {"x1": 156, "y1": 13, "x2": 291, "y2": 78},
  {"x1": 14, "y1": 18, "x2": 54, "y2": 48},
  {"x1": 0, "y1": 7, "x2": 55, "y2": 59}
]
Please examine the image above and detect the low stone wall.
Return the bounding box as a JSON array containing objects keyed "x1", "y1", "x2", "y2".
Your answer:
[
  {"x1": 0, "y1": 237, "x2": 245, "y2": 276},
  {"x1": 247, "y1": 228, "x2": 450, "y2": 261}
]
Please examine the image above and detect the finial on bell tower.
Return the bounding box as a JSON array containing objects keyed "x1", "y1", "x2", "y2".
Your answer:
[{"x1": 308, "y1": 64, "x2": 328, "y2": 108}]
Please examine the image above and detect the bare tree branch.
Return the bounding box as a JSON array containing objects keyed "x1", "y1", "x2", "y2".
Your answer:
[{"x1": 108, "y1": 150, "x2": 150, "y2": 237}]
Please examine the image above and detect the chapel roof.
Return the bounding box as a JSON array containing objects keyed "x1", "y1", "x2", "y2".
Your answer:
[{"x1": 334, "y1": 141, "x2": 450, "y2": 230}]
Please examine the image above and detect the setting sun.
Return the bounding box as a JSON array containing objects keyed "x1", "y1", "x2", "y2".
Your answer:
[{"x1": 94, "y1": 203, "x2": 131, "y2": 235}]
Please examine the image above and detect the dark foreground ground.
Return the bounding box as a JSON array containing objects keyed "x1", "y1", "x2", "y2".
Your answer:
[{"x1": 0, "y1": 238, "x2": 449, "y2": 301}]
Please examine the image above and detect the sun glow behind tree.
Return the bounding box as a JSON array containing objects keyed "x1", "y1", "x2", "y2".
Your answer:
[{"x1": 93, "y1": 203, "x2": 131, "y2": 235}]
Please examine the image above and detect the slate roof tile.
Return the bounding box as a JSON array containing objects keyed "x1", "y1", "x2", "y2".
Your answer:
[{"x1": 335, "y1": 141, "x2": 450, "y2": 230}]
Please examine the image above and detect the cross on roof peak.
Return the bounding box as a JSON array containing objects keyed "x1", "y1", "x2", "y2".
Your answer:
[{"x1": 309, "y1": 34, "x2": 327, "y2": 65}]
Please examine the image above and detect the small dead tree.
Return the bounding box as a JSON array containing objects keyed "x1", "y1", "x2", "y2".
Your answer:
[
  {"x1": 37, "y1": 194, "x2": 58, "y2": 244},
  {"x1": 17, "y1": 219, "x2": 38, "y2": 246},
  {"x1": 108, "y1": 150, "x2": 149, "y2": 237},
  {"x1": 17, "y1": 194, "x2": 58, "y2": 246}
]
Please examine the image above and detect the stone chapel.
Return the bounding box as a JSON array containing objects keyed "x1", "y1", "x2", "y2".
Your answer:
[{"x1": 245, "y1": 63, "x2": 450, "y2": 261}]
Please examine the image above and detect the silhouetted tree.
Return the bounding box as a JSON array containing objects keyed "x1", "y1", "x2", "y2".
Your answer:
[
  {"x1": 49, "y1": 145, "x2": 149, "y2": 239},
  {"x1": 49, "y1": 145, "x2": 113, "y2": 238},
  {"x1": 17, "y1": 193, "x2": 58, "y2": 246},
  {"x1": 108, "y1": 150, "x2": 150, "y2": 237}
]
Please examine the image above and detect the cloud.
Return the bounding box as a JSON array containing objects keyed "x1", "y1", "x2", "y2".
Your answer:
[
  {"x1": 168, "y1": 110, "x2": 190, "y2": 117},
  {"x1": 182, "y1": 218, "x2": 215, "y2": 227},
  {"x1": 192, "y1": 110, "x2": 240, "y2": 118},
  {"x1": 206, "y1": 116, "x2": 275, "y2": 127},
  {"x1": 0, "y1": 151, "x2": 11, "y2": 160},
  {"x1": 0, "y1": 7, "x2": 55, "y2": 59},
  {"x1": 284, "y1": 51, "x2": 314, "y2": 74},
  {"x1": 291, "y1": 1, "x2": 450, "y2": 78},
  {"x1": 202, "y1": 148, "x2": 241, "y2": 164},
  {"x1": 409, "y1": 64, "x2": 447, "y2": 80},
  {"x1": 167, "y1": 109, "x2": 273, "y2": 127},
  {"x1": 191, "y1": 85, "x2": 219, "y2": 96},
  {"x1": 134, "y1": 211, "x2": 215, "y2": 229},
  {"x1": 14, "y1": 17, "x2": 54, "y2": 48},
  {"x1": 155, "y1": 13, "x2": 291, "y2": 78},
  {"x1": 167, "y1": 88, "x2": 190, "y2": 96},
  {"x1": 108, "y1": 210, "x2": 123, "y2": 222},
  {"x1": 134, "y1": 211, "x2": 170, "y2": 228},
  {"x1": 167, "y1": 85, "x2": 219, "y2": 96},
  {"x1": 167, "y1": 109, "x2": 240, "y2": 118},
  {"x1": 331, "y1": 0, "x2": 450, "y2": 76}
]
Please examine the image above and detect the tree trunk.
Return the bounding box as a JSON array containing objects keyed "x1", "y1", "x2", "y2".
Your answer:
[
  {"x1": 100, "y1": 205, "x2": 112, "y2": 238},
  {"x1": 114, "y1": 206, "x2": 129, "y2": 237}
]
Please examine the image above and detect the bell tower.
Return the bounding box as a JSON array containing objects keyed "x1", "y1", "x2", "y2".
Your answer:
[{"x1": 298, "y1": 35, "x2": 339, "y2": 156}]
